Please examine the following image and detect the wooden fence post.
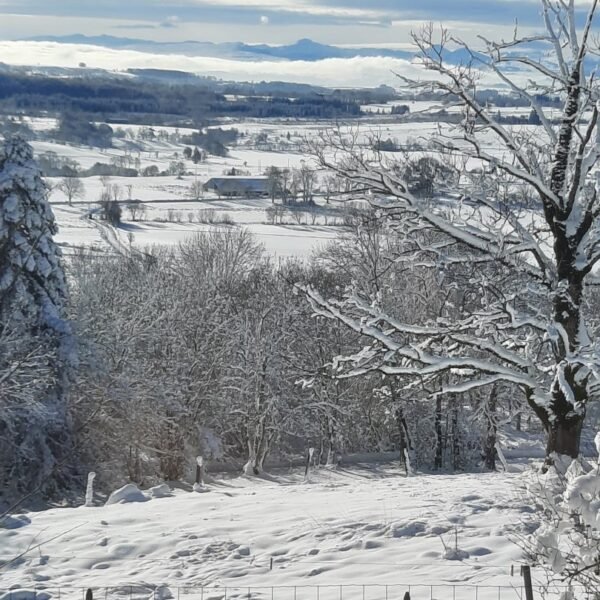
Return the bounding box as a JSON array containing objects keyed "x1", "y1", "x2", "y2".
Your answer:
[{"x1": 521, "y1": 565, "x2": 534, "y2": 600}]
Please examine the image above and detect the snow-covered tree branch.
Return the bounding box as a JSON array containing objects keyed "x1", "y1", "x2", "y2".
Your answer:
[{"x1": 303, "y1": 1, "x2": 600, "y2": 462}]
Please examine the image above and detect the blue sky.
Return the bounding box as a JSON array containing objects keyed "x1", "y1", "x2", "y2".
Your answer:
[{"x1": 0, "y1": 0, "x2": 593, "y2": 45}]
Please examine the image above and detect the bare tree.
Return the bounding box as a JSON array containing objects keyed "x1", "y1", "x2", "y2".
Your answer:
[
  {"x1": 304, "y1": 1, "x2": 600, "y2": 462},
  {"x1": 126, "y1": 201, "x2": 146, "y2": 222},
  {"x1": 110, "y1": 183, "x2": 122, "y2": 203},
  {"x1": 57, "y1": 176, "x2": 85, "y2": 205},
  {"x1": 187, "y1": 180, "x2": 204, "y2": 201},
  {"x1": 265, "y1": 166, "x2": 283, "y2": 203}
]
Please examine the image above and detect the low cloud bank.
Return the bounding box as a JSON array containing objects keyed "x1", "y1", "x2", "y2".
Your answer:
[{"x1": 0, "y1": 41, "x2": 425, "y2": 87}]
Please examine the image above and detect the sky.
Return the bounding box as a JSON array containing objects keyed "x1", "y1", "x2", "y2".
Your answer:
[{"x1": 0, "y1": 0, "x2": 594, "y2": 47}]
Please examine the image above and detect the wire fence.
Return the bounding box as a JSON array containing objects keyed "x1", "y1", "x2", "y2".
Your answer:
[{"x1": 0, "y1": 583, "x2": 593, "y2": 600}]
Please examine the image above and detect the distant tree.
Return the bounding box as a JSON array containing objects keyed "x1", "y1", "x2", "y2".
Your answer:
[
  {"x1": 192, "y1": 147, "x2": 202, "y2": 164},
  {"x1": 142, "y1": 165, "x2": 160, "y2": 177},
  {"x1": 297, "y1": 163, "x2": 316, "y2": 204},
  {"x1": 528, "y1": 108, "x2": 542, "y2": 126},
  {"x1": 168, "y1": 161, "x2": 186, "y2": 177},
  {"x1": 403, "y1": 156, "x2": 456, "y2": 199},
  {"x1": 322, "y1": 174, "x2": 340, "y2": 204},
  {"x1": 99, "y1": 189, "x2": 122, "y2": 226},
  {"x1": 188, "y1": 180, "x2": 204, "y2": 201},
  {"x1": 37, "y1": 152, "x2": 80, "y2": 177},
  {"x1": 57, "y1": 176, "x2": 85, "y2": 205},
  {"x1": 183, "y1": 147, "x2": 193, "y2": 160},
  {"x1": 54, "y1": 112, "x2": 113, "y2": 148},
  {"x1": 280, "y1": 168, "x2": 292, "y2": 204},
  {"x1": 110, "y1": 183, "x2": 122, "y2": 202},
  {"x1": 391, "y1": 104, "x2": 410, "y2": 116},
  {"x1": 265, "y1": 166, "x2": 283, "y2": 203},
  {"x1": 127, "y1": 200, "x2": 146, "y2": 222}
]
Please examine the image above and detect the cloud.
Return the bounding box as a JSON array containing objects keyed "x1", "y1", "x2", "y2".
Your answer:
[
  {"x1": 0, "y1": 39, "x2": 544, "y2": 89},
  {"x1": 0, "y1": 0, "x2": 596, "y2": 48},
  {"x1": 0, "y1": 40, "x2": 425, "y2": 86},
  {"x1": 2, "y1": 0, "x2": 586, "y2": 27},
  {"x1": 113, "y1": 23, "x2": 158, "y2": 30},
  {"x1": 160, "y1": 15, "x2": 180, "y2": 28}
]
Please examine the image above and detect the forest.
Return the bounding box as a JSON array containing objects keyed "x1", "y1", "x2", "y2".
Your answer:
[{"x1": 0, "y1": 71, "x2": 363, "y2": 124}]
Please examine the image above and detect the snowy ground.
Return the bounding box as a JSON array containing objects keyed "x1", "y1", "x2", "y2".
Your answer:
[{"x1": 0, "y1": 463, "x2": 553, "y2": 600}]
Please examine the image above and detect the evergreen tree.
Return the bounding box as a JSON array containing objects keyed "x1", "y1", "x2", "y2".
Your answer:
[
  {"x1": 192, "y1": 146, "x2": 202, "y2": 164},
  {"x1": 0, "y1": 137, "x2": 75, "y2": 499}
]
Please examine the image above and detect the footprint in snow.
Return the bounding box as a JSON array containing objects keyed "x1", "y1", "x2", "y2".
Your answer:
[
  {"x1": 337, "y1": 541, "x2": 362, "y2": 551},
  {"x1": 468, "y1": 546, "x2": 492, "y2": 556},
  {"x1": 461, "y1": 494, "x2": 482, "y2": 502}
]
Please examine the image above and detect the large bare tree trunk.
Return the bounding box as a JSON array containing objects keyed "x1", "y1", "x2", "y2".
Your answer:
[
  {"x1": 546, "y1": 237, "x2": 587, "y2": 459},
  {"x1": 545, "y1": 414, "x2": 585, "y2": 459}
]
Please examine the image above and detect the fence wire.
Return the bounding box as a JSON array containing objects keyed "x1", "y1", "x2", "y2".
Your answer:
[{"x1": 0, "y1": 583, "x2": 593, "y2": 600}]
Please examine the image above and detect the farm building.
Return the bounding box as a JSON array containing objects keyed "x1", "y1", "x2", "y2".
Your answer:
[{"x1": 204, "y1": 176, "x2": 269, "y2": 198}]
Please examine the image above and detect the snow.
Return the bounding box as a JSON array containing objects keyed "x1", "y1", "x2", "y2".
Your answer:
[
  {"x1": 104, "y1": 483, "x2": 149, "y2": 506},
  {"x1": 148, "y1": 484, "x2": 174, "y2": 499},
  {"x1": 1, "y1": 464, "x2": 549, "y2": 599}
]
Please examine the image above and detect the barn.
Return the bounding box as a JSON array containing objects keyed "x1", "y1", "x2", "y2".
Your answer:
[{"x1": 204, "y1": 176, "x2": 269, "y2": 198}]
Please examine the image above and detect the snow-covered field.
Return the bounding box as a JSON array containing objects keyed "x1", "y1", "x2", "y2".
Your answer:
[
  {"x1": 1, "y1": 463, "x2": 551, "y2": 600},
  {"x1": 31, "y1": 115, "x2": 554, "y2": 259}
]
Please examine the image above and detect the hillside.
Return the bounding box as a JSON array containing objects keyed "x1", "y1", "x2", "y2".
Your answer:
[{"x1": 1, "y1": 463, "x2": 548, "y2": 600}]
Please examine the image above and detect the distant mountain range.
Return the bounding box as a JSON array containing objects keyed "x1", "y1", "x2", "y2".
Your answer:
[{"x1": 23, "y1": 34, "x2": 487, "y2": 65}]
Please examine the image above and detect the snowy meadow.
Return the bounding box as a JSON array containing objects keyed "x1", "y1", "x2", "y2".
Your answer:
[{"x1": 2, "y1": 2, "x2": 600, "y2": 599}]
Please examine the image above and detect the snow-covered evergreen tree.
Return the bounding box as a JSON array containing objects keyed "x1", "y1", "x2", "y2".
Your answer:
[{"x1": 0, "y1": 136, "x2": 75, "y2": 499}]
